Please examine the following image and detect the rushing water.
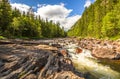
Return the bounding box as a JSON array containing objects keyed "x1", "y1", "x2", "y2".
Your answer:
[{"x1": 64, "y1": 44, "x2": 120, "y2": 79}]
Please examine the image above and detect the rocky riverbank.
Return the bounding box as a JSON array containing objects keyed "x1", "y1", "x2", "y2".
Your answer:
[
  {"x1": 0, "y1": 38, "x2": 120, "y2": 79},
  {"x1": 0, "y1": 39, "x2": 84, "y2": 79},
  {"x1": 77, "y1": 38, "x2": 120, "y2": 59}
]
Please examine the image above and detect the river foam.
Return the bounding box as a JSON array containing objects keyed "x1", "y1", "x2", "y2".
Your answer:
[{"x1": 65, "y1": 44, "x2": 120, "y2": 79}]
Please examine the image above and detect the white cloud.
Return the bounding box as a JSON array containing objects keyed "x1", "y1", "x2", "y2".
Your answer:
[
  {"x1": 35, "y1": 3, "x2": 72, "y2": 19},
  {"x1": 10, "y1": 3, "x2": 31, "y2": 14},
  {"x1": 37, "y1": 4, "x2": 47, "y2": 8},
  {"x1": 35, "y1": 3, "x2": 81, "y2": 30},
  {"x1": 10, "y1": 3, "x2": 81, "y2": 30},
  {"x1": 60, "y1": 15, "x2": 81, "y2": 30},
  {"x1": 84, "y1": 0, "x2": 91, "y2": 8}
]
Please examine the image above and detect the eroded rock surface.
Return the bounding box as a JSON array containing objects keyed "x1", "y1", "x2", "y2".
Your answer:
[
  {"x1": 1, "y1": 38, "x2": 120, "y2": 79},
  {"x1": 0, "y1": 39, "x2": 84, "y2": 79},
  {"x1": 77, "y1": 38, "x2": 120, "y2": 59}
]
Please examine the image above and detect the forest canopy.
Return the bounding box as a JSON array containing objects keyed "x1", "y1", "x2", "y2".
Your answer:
[
  {"x1": 0, "y1": 0, "x2": 66, "y2": 39},
  {"x1": 68, "y1": 0, "x2": 120, "y2": 40}
]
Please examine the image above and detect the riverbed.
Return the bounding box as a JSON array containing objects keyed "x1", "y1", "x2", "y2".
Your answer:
[
  {"x1": 0, "y1": 38, "x2": 120, "y2": 79},
  {"x1": 65, "y1": 44, "x2": 120, "y2": 79}
]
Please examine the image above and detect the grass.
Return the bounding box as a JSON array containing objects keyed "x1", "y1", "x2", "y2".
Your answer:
[
  {"x1": 109, "y1": 36, "x2": 120, "y2": 40},
  {"x1": 0, "y1": 36, "x2": 6, "y2": 39}
]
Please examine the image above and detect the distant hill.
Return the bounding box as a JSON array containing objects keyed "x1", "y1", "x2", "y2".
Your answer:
[{"x1": 68, "y1": 0, "x2": 120, "y2": 40}]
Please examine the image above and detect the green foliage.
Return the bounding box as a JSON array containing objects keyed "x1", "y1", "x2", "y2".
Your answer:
[
  {"x1": 0, "y1": 0, "x2": 12, "y2": 34},
  {"x1": 102, "y1": 12, "x2": 120, "y2": 37},
  {"x1": 68, "y1": 0, "x2": 120, "y2": 40},
  {"x1": 0, "y1": 35, "x2": 6, "y2": 39},
  {"x1": 0, "y1": 0, "x2": 66, "y2": 39}
]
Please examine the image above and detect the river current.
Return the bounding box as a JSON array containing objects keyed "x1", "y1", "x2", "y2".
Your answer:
[{"x1": 64, "y1": 44, "x2": 120, "y2": 79}]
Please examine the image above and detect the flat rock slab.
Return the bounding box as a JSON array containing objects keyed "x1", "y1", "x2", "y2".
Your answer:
[
  {"x1": 35, "y1": 44, "x2": 58, "y2": 50},
  {"x1": 0, "y1": 40, "x2": 84, "y2": 79}
]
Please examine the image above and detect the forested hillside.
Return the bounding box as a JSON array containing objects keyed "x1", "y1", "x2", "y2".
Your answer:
[
  {"x1": 68, "y1": 0, "x2": 120, "y2": 40},
  {"x1": 0, "y1": 0, "x2": 66, "y2": 39}
]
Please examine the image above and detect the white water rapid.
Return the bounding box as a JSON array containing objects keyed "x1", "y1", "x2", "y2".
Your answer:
[{"x1": 64, "y1": 44, "x2": 120, "y2": 79}]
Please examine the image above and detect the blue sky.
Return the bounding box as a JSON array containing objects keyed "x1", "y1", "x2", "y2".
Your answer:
[
  {"x1": 10, "y1": 0, "x2": 95, "y2": 15},
  {"x1": 10, "y1": 0, "x2": 95, "y2": 30}
]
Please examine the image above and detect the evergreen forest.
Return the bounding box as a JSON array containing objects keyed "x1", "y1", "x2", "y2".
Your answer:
[
  {"x1": 0, "y1": 0, "x2": 66, "y2": 39},
  {"x1": 68, "y1": 0, "x2": 120, "y2": 40}
]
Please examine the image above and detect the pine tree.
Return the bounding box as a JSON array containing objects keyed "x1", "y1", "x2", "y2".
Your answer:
[
  {"x1": 68, "y1": 0, "x2": 120, "y2": 39},
  {"x1": 0, "y1": 0, "x2": 12, "y2": 35}
]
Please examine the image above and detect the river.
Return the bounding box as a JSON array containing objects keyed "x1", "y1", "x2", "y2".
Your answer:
[
  {"x1": 64, "y1": 44, "x2": 120, "y2": 79},
  {"x1": 31, "y1": 39, "x2": 120, "y2": 79},
  {"x1": 1, "y1": 38, "x2": 120, "y2": 79}
]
